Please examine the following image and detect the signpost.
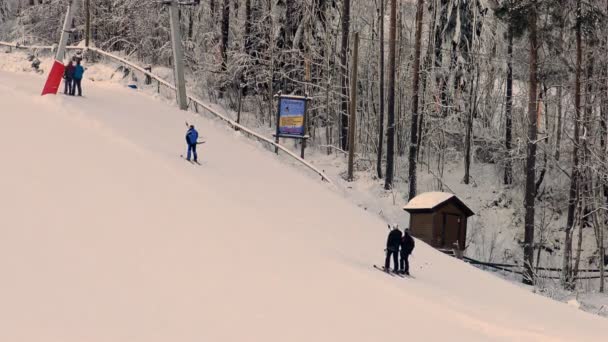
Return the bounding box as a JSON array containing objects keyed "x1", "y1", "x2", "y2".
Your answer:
[{"x1": 274, "y1": 94, "x2": 311, "y2": 158}]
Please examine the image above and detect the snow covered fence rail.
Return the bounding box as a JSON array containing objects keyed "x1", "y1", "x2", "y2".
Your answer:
[
  {"x1": 87, "y1": 49, "x2": 333, "y2": 185},
  {"x1": 0, "y1": 42, "x2": 333, "y2": 185},
  {"x1": 0, "y1": 41, "x2": 55, "y2": 51},
  {"x1": 463, "y1": 256, "x2": 607, "y2": 280}
]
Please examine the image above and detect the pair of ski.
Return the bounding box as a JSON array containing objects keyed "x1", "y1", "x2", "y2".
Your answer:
[
  {"x1": 180, "y1": 155, "x2": 202, "y2": 165},
  {"x1": 373, "y1": 265, "x2": 411, "y2": 278}
]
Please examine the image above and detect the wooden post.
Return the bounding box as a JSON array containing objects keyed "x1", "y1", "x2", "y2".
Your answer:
[
  {"x1": 301, "y1": 96, "x2": 309, "y2": 159},
  {"x1": 600, "y1": 202, "x2": 605, "y2": 292},
  {"x1": 304, "y1": 57, "x2": 312, "y2": 140},
  {"x1": 274, "y1": 93, "x2": 281, "y2": 154},
  {"x1": 236, "y1": 85, "x2": 243, "y2": 130},
  {"x1": 347, "y1": 32, "x2": 360, "y2": 182}
]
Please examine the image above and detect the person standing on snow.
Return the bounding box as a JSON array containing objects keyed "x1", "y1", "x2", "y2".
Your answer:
[
  {"x1": 71, "y1": 60, "x2": 85, "y2": 96},
  {"x1": 400, "y1": 229, "x2": 415, "y2": 275},
  {"x1": 63, "y1": 61, "x2": 75, "y2": 95},
  {"x1": 185, "y1": 125, "x2": 199, "y2": 162},
  {"x1": 385, "y1": 225, "x2": 402, "y2": 272}
]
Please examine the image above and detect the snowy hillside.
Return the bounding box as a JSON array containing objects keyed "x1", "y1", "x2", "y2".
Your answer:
[{"x1": 0, "y1": 69, "x2": 607, "y2": 341}]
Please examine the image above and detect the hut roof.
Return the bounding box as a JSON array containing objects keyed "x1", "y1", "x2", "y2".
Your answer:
[{"x1": 403, "y1": 192, "x2": 474, "y2": 217}]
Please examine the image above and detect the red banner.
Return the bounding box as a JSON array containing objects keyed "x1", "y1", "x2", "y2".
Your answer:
[{"x1": 41, "y1": 60, "x2": 65, "y2": 96}]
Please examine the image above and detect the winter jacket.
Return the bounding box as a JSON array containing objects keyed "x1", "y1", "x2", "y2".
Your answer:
[
  {"x1": 64, "y1": 64, "x2": 75, "y2": 79},
  {"x1": 401, "y1": 232, "x2": 415, "y2": 255},
  {"x1": 186, "y1": 128, "x2": 199, "y2": 145},
  {"x1": 73, "y1": 65, "x2": 85, "y2": 80},
  {"x1": 386, "y1": 229, "x2": 402, "y2": 252}
]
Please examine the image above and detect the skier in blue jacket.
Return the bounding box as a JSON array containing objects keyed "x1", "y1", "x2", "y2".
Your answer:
[
  {"x1": 185, "y1": 125, "x2": 199, "y2": 162},
  {"x1": 71, "y1": 60, "x2": 85, "y2": 96}
]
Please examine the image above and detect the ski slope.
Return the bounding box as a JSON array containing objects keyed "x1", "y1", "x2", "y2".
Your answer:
[{"x1": 0, "y1": 70, "x2": 606, "y2": 342}]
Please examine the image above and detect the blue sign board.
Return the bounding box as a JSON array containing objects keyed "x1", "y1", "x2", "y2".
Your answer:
[{"x1": 278, "y1": 97, "x2": 306, "y2": 136}]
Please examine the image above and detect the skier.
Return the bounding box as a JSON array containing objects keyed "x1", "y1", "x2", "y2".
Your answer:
[
  {"x1": 400, "y1": 228, "x2": 415, "y2": 275},
  {"x1": 185, "y1": 125, "x2": 199, "y2": 162},
  {"x1": 71, "y1": 60, "x2": 85, "y2": 96},
  {"x1": 385, "y1": 225, "x2": 402, "y2": 272},
  {"x1": 63, "y1": 61, "x2": 74, "y2": 95}
]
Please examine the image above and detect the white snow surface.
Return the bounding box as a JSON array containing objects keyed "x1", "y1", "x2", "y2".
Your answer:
[
  {"x1": 1, "y1": 70, "x2": 607, "y2": 341},
  {"x1": 403, "y1": 191, "x2": 455, "y2": 210}
]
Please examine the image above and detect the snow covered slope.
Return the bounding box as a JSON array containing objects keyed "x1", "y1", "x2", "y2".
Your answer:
[{"x1": 0, "y1": 70, "x2": 607, "y2": 341}]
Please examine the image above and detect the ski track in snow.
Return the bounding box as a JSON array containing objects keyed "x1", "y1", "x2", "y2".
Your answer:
[{"x1": 0, "y1": 69, "x2": 607, "y2": 341}]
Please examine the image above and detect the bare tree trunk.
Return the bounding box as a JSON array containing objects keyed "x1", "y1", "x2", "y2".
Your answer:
[
  {"x1": 347, "y1": 32, "x2": 360, "y2": 181},
  {"x1": 504, "y1": 24, "x2": 513, "y2": 185},
  {"x1": 244, "y1": 0, "x2": 252, "y2": 54},
  {"x1": 535, "y1": 84, "x2": 548, "y2": 194},
  {"x1": 210, "y1": 0, "x2": 217, "y2": 21},
  {"x1": 267, "y1": 0, "x2": 275, "y2": 127},
  {"x1": 601, "y1": 0, "x2": 608, "y2": 293},
  {"x1": 376, "y1": 0, "x2": 385, "y2": 179},
  {"x1": 340, "y1": 0, "x2": 351, "y2": 150},
  {"x1": 523, "y1": 6, "x2": 538, "y2": 286},
  {"x1": 233, "y1": 0, "x2": 239, "y2": 17},
  {"x1": 573, "y1": 190, "x2": 585, "y2": 281},
  {"x1": 573, "y1": 44, "x2": 596, "y2": 284},
  {"x1": 464, "y1": 68, "x2": 478, "y2": 185},
  {"x1": 221, "y1": 0, "x2": 230, "y2": 70},
  {"x1": 406, "y1": 0, "x2": 424, "y2": 199},
  {"x1": 417, "y1": 0, "x2": 437, "y2": 163},
  {"x1": 555, "y1": 85, "x2": 563, "y2": 161},
  {"x1": 384, "y1": 0, "x2": 397, "y2": 190},
  {"x1": 85, "y1": 0, "x2": 90, "y2": 47},
  {"x1": 563, "y1": 0, "x2": 583, "y2": 289}
]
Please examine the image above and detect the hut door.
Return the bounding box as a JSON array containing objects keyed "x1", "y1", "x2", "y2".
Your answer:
[{"x1": 442, "y1": 214, "x2": 461, "y2": 248}]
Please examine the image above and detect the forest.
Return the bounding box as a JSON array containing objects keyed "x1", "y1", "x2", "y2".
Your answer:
[{"x1": 1, "y1": 0, "x2": 608, "y2": 292}]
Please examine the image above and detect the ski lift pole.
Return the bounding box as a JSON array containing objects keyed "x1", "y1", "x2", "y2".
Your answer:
[
  {"x1": 56, "y1": 0, "x2": 79, "y2": 62},
  {"x1": 161, "y1": 0, "x2": 200, "y2": 111},
  {"x1": 41, "y1": 0, "x2": 79, "y2": 96}
]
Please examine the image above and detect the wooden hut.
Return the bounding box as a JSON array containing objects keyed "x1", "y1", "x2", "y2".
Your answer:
[{"x1": 403, "y1": 192, "x2": 474, "y2": 252}]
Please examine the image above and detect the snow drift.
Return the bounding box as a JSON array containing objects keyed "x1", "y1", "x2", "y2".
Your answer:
[{"x1": 0, "y1": 70, "x2": 607, "y2": 341}]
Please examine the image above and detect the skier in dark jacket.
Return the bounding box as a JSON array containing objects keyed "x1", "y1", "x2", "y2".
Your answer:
[
  {"x1": 185, "y1": 125, "x2": 199, "y2": 162},
  {"x1": 400, "y1": 229, "x2": 415, "y2": 275},
  {"x1": 385, "y1": 225, "x2": 402, "y2": 272},
  {"x1": 63, "y1": 61, "x2": 75, "y2": 95}
]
